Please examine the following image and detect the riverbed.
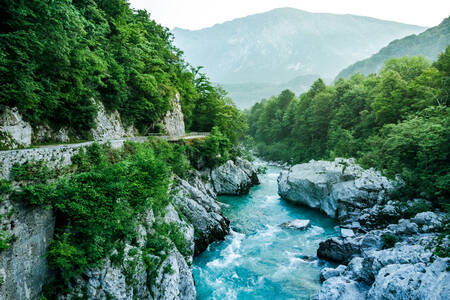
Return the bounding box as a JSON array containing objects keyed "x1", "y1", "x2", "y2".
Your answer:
[{"x1": 193, "y1": 163, "x2": 339, "y2": 299}]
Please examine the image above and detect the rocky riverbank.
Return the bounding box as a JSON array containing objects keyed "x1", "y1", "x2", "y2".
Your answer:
[
  {"x1": 0, "y1": 157, "x2": 259, "y2": 299},
  {"x1": 277, "y1": 158, "x2": 449, "y2": 299}
]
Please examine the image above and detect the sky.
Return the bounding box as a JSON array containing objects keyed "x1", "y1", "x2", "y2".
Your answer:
[{"x1": 129, "y1": 0, "x2": 450, "y2": 30}]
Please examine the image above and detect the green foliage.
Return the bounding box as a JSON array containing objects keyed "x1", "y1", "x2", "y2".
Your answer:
[
  {"x1": 0, "y1": 179, "x2": 12, "y2": 195},
  {"x1": 248, "y1": 50, "x2": 450, "y2": 208},
  {"x1": 187, "y1": 127, "x2": 233, "y2": 168},
  {"x1": 0, "y1": 0, "x2": 246, "y2": 140},
  {"x1": 382, "y1": 233, "x2": 399, "y2": 249},
  {"x1": 403, "y1": 200, "x2": 433, "y2": 218},
  {"x1": 10, "y1": 160, "x2": 54, "y2": 183},
  {"x1": 13, "y1": 143, "x2": 171, "y2": 283},
  {"x1": 0, "y1": 230, "x2": 14, "y2": 252}
]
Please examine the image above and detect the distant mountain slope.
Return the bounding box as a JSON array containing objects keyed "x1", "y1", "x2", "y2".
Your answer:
[
  {"x1": 219, "y1": 74, "x2": 320, "y2": 109},
  {"x1": 337, "y1": 17, "x2": 450, "y2": 80},
  {"x1": 172, "y1": 8, "x2": 425, "y2": 85}
]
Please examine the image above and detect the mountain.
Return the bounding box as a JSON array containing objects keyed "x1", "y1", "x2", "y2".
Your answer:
[
  {"x1": 172, "y1": 8, "x2": 425, "y2": 107},
  {"x1": 337, "y1": 17, "x2": 450, "y2": 79},
  {"x1": 218, "y1": 74, "x2": 320, "y2": 109}
]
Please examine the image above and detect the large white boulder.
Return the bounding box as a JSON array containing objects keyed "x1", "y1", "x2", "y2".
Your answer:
[
  {"x1": 278, "y1": 158, "x2": 395, "y2": 218},
  {"x1": 211, "y1": 159, "x2": 259, "y2": 195}
]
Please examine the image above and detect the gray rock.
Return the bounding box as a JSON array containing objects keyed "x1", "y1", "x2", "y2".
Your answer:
[
  {"x1": 152, "y1": 249, "x2": 196, "y2": 300},
  {"x1": 173, "y1": 172, "x2": 229, "y2": 255},
  {"x1": 320, "y1": 265, "x2": 347, "y2": 281},
  {"x1": 162, "y1": 93, "x2": 185, "y2": 137},
  {"x1": 0, "y1": 200, "x2": 55, "y2": 300},
  {"x1": 278, "y1": 158, "x2": 394, "y2": 219},
  {"x1": 280, "y1": 219, "x2": 311, "y2": 230},
  {"x1": 341, "y1": 228, "x2": 355, "y2": 238},
  {"x1": 412, "y1": 211, "x2": 442, "y2": 232},
  {"x1": 317, "y1": 237, "x2": 361, "y2": 263},
  {"x1": 90, "y1": 100, "x2": 135, "y2": 140},
  {"x1": 0, "y1": 107, "x2": 32, "y2": 148},
  {"x1": 316, "y1": 276, "x2": 369, "y2": 300},
  {"x1": 367, "y1": 258, "x2": 450, "y2": 300},
  {"x1": 211, "y1": 159, "x2": 258, "y2": 195}
]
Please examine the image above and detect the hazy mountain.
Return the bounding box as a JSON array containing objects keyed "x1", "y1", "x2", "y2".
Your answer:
[
  {"x1": 172, "y1": 8, "x2": 425, "y2": 107},
  {"x1": 337, "y1": 17, "x2": 450, "y2": 80},
  {"x1": 218, "y1": 74, "x2": 320, "y2": 109}
]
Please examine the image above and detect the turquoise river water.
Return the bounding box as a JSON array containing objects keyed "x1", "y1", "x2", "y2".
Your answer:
[{"x1": 193, "y1": 163, "x2": 339, "y2": 299}]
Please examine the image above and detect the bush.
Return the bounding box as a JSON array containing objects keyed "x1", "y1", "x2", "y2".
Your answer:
[{"x1": 382, "y1": 233, "x2": 399, "y2": 249}]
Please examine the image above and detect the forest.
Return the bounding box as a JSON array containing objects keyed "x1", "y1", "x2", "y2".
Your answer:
[
  {"x1": 248, "y1": 49, "x2": 450, "y2": 210},
  {"x1": 0, "y1": 0, "x2": 246, "y2": 142}
]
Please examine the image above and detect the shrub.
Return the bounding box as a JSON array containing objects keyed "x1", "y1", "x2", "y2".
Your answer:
[{"x1": 382, "y1": 233, "x2": 399, "y2": 249}]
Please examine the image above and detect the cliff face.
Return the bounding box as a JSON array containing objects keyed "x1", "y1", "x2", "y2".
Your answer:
[
  {"x1": 0, "y1": 153, "x2": 259, "y2": 299},
  {"x1": 0, "y1": 92, "x2": 186, "y2": 149},
  {"x1": 0, "y1": 198, "x2": 54, "y2": 299}
]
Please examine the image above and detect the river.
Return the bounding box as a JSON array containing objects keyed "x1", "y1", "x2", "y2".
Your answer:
[{"x1": 193, "y1": 163, "x2": 339, "y2": 299}]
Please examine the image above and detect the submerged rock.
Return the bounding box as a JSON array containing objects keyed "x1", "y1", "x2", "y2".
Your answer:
[
  {"x1": 277, "y1": 158, "x2": 395, "y2": 219},
  {"x1": 280, "y1": 219, "x2": 311, "y2": 230}
]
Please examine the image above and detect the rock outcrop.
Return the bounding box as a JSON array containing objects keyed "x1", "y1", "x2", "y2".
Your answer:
[
  {"x1": 0, "y1": 198, "x2": 55, "y2": 299},
  {"x1": 0, "y1": 155, "x2": 259, "y2": 299},
  {"x1": 90, "y1": 100, "x2": 135, "y2": 140},
  {"x1": 173, "y1": 172, "x2": 229, "y2": 255},
  {"x1": 0, "y1": 107, "x2": 32, "y2": 149},
  {"x1": 278, "y1": 158, "x2": 395, "y2": 219},
  {"x1": 162, "y1": 93, "x2": 185, "y2": 137},
  {"x1": 210, "y1": 158, "x2": 260, "y2": 195},
  {"x1": 314, "y1": 209, "x2": 449, "y2": 300}
]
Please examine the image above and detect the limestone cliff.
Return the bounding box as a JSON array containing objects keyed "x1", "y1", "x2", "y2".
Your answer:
[{"x1": 0, "y1": 155, "x2": 259, "y2": 299}]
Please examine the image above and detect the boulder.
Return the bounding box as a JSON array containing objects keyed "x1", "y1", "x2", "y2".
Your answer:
[
  {"x1": 341, "y1": 228, "x2": 355, "y2": 238},
  {"x1": 173, "y1": 172, "x2": 229, "y2": 255},
  {"x1": 315, "y1": 276, "x2": 369, "y2": 300},
  {"x1": 317, "y1": 237, "x2": 361, "y2": 263},
  {"x1": 277, "y1": 158, "x2": 395, "y2": 219},
  {"x1": 367, "y1": 258, "x2": 450, "y2": 300},
  {"x1": 211, "y1": 159, "x2": 259, "y2": 195},
  {"x1": 320, "y1": 264, "x2": 346, "y2": 281},
  {"x1": 280, "y1": 219, "x2": 311, "y2": 230}
]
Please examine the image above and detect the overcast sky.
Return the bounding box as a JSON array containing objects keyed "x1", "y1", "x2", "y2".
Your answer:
[{"x1": 129, "y1": 0, "x2": 449, "y2": 30}]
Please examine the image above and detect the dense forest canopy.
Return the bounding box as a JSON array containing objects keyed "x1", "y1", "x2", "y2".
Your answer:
[
  {"x1": 0, "y1": 0, "x2": 245, "y2": 142},
  {"x1": 248, "y1": 49, "x2": 450, "y2": 210}
]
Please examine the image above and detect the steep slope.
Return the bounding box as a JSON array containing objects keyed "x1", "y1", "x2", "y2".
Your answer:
[
  {"x1": 337, "y1": 17, "x2": 450, "y2": 79},
  {"x1": 172, "y1": 8, "x2": 425, "y2": 85}
]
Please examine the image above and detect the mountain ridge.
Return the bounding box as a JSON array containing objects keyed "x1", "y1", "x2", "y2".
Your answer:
[{"x1": 336, "y1": 17, "x2": 450, "y2": 79}]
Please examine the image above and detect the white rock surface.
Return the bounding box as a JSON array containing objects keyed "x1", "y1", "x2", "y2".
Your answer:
[
  {"x1": 278, "y1": 158, "x2": 395, "y2": 218},
  {"x1": 211, "y1": 159, "x2": 259, "y2": 195},
  {"x1": 90, "y1": 100, "x2": 135, "y2": 140},
  {"x1": 280, "y1": 219, "x2": 311, "y2": 230},
  {"x1": 163, "y1": 93, "x2": 185, "y2": 137},
  {"x1": 0, "y1": 107, "x2": 32, "y2": 148}
]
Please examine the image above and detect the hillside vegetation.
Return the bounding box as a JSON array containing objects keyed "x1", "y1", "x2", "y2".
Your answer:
[
  {"x1": 0, "y1": 0, "x2": 246, "y2": 141},
  {"x1": 337, "y1": 17, "x2": 450, "y2": 79},
  {"x1": 248, "y1": 49, "x2": 450, "y2": 209}
]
